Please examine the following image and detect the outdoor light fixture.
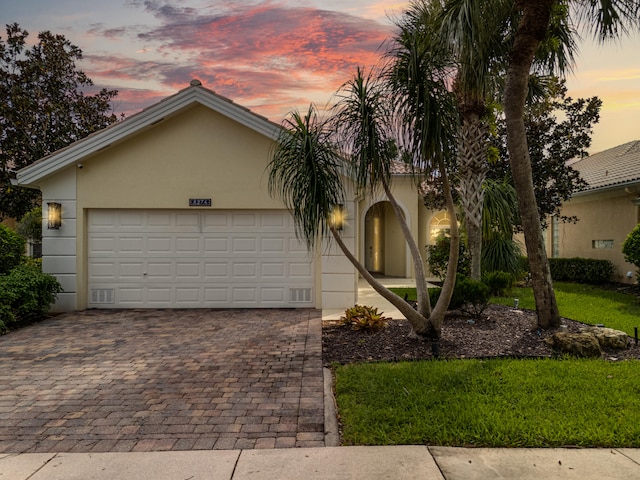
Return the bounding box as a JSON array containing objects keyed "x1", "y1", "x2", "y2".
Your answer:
[
  {"x1": 47, "y1": 202, "x2": 62, "y2": 229},
  {"x1": 330, "y1": 204, "x2": 345, "y2": 231}
]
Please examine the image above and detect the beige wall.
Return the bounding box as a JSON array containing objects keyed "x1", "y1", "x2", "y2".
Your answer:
[
  {"x1": 556, "y1": 188, "x2": 639, "y2": 283},
  {"x1": 77, "y1": 104, "x2": 283, "y2": 210}
]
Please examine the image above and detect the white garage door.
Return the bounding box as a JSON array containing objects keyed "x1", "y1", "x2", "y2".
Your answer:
[{"x1": 87, "y1": 210, "x2": 314, "y2": 308}]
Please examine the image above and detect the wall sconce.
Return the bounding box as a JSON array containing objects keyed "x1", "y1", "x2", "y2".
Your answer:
[
  {"x1": 330, "y1": 204, "x2": 345, "y2": 231},
  {"x1": 47, "y1": 202, "x2": 62, "y2": 229}
]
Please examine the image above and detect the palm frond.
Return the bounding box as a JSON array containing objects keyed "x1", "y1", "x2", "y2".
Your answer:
[{"x1": 267, "y1": 105, "x2": 345, "y2": 249}]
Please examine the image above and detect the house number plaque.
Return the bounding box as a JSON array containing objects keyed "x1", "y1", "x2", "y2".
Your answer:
[{"x1": 189, "y1": 198, "x2": 212, "y2": 207}]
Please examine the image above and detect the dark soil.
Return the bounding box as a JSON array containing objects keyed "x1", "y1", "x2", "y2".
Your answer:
[{"x1": 322, "y1": 304, "x2": 640, "y2": 365}]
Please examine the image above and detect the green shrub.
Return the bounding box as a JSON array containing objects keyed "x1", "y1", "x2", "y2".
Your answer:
[
  {"x1": 340, "y1": 305, "x2": 389, "y2": 331},
  {"x1": 549, "y1": 257, "x2": 614, "y2": 284},
  {"x1": 0, "y1": 224, "x2": 26, "y2": 275},
  {"x1": 482, "y1": 271, "x2": 513, "y2": 296},
  {"x1": 481, "y1": 237, "x2": 522, "y2": 278},
  {"x1": 426, "y1": 232, "x2": 470, "y2": 280},
  {"x1": 16, "y1": 206, "x2": 42, "y2": 243},
  {"x1": 455, "y1": 275, "x2": 490, "y2": 319},
  {"x1": 427, "y1": 276, "x2": 490, "y2": 318},
  {"x1": 0, "y1": 264, "x2": 62, "y2": 331},
  {"x1": 622, "y1": 224, "x2": 640, "y2": 280}
]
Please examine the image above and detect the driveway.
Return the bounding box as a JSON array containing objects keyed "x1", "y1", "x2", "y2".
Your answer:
[{"x1": 0, "y1": 309, "x2": 324, "y2": 453}]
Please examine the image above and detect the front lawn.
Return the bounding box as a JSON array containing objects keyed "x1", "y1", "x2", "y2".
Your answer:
[{"x1": 335, "y1": 358, "x2": 640, "y2": 447}]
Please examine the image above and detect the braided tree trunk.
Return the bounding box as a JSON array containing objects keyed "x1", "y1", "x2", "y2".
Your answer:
[{"x1": 457, "y1": 113, "x2": 489, "y2": 280}]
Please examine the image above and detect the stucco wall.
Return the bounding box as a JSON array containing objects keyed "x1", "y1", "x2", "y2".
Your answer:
[
  {"x1": 40, "y1": 167, "x2": 78, "y2": 311},
  {"x1": 77, "y1": 104, "x2": 284, "y2": 210},
  {"x1": 557, "y1": 189, "x2": 639, "y2": 283}
]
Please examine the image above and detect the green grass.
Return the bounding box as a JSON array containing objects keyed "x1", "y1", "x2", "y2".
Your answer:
[
  {"x1": 390, "y1": 282, "x2": 640, "y2": 335},
  {"x1": 335, "y1": 358, "x2": 640, "y2": 447}
]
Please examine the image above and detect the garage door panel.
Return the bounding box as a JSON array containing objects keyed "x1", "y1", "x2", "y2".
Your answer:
[
  {"x1": 204, "y1": 238, "x2": 229, "y2": 253},
  {"x1": 232, "y1": 237, "x2": 257, "y2": 253},
  {"x1": 232, "y1": 213, "x2": 258, "y2": 227},
  {"x1": 204, "y1": 262, "x2": 229, "y2": 279},
  {"x1": 88, "y1": 210, "x2": 314, "y2": 308},
  {"x1": 148, "y1": 237, "x2": 173, "y2": 253},
  {"x1": 176, "y1": 262, "x2": 201, "y2": 278}
]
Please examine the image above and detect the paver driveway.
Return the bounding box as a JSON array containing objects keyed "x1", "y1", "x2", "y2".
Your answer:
[{"x1": 0, "y1": 309, "x2": 324, "y2": 453}]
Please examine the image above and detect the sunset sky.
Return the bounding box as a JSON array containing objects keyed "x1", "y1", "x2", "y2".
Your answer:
[{"x1": 2, "y1": 0, "x2": 639, "y2": 153}]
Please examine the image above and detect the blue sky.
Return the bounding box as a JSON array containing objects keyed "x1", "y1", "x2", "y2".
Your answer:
[{"x1": 2, "y1": 0, "x2": 639, "y2": 153}]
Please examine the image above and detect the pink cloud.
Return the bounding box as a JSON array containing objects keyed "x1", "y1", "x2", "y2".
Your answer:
[{"x1": 85, "y1": 1, "x2": 391, "y2": 120}]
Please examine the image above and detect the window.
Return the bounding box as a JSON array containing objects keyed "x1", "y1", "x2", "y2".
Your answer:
[
  {"x1": 429, "y1": 211, "x2": 451, "y2": 243},
  {"x1": 551, "y1": 216, "x2": 559, "y2": 258},
  {"x1": 592, "y1": 240, "x2": 614, "y2": 249}
]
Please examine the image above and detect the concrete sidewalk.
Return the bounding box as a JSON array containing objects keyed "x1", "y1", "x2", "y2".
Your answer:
[{"x1": 2, "y1": 446, "x2": 639, "y2": 479}]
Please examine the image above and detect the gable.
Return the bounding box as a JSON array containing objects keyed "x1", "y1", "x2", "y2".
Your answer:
[
  {"x1": 15, "y1": 81, "x2": 281, "y2": 188},
  {"x1": 78, "y1": 103, "x2": 282, "y2": 209}
]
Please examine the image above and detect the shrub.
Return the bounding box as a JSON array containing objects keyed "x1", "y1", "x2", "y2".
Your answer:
[
  {"x1": 0, "y1": 224, "x2": 26, "y2": 275},
  {"x1": 427, "y1": 276, "x2": 490, "y2": 318},
  {"x1": 426, "y1": 232, "x2": 470, "y2": 280},
  {"x1": 16, "y1": 206, "x2": 42, "y2": 243},
  {"x1": 481, "y1": 237, "x2": 523, "y2": 279},
  {"x1": 548, "y1": 257, "x2": 614, "y2": 284},
  {"x1": 340, "y1": 305, "x2": 389, "y2": 331},
  {"x1": 0, "y1": 264, "x2": 62, "y2": 332},
  {"x1": 455, "y1": 275, "x2": 491, "y2": 319},
  {"x1": 622, "y1": 224, "x2": 640, "y2": 280},
  {"x1": 482, "y1": 271, "x2": 513, "y2": 297}
]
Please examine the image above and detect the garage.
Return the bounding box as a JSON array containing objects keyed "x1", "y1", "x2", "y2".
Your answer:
[
  {"x1": 15, "y1": 81, "x2": 355, "y2": 312},
  {"x1": 87, "y1": 209, "x2": 314, "y2": 308}
]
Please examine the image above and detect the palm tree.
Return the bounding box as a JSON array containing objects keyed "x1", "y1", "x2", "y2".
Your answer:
[
  {"x1": 269, "y1": 61, "x2": 459, "y2": 340},
  {"x1": 503, "y1": 0, "x2": 640, "y2": 328},
  {"x1": 386, "y1": 14, "x2": 461, "y2": 337}
]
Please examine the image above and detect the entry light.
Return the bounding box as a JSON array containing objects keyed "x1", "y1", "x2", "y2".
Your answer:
[
  {"x1": 47, "y1": 202, "x2": 62, "y2": 229},
  {"x1": 330, "y1": 204, "x2": 345, "y2": 231}
]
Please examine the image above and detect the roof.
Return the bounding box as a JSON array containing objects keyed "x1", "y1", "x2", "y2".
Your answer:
[
  {"x1": 570, "y1": 140, "x2": 640, "y2": 193},
  {"x1": 15, "y1": 80, "x2": 282, "y2": 187}
]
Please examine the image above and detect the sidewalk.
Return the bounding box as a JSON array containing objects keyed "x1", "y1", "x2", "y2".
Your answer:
[{"x1": 2, "y1": 446, "x2": 639, "y2": 479}]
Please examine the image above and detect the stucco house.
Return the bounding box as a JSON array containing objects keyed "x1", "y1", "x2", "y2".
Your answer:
[
  {"x1": 547, "y1": 140, "x2": 640, "y2": 283},
  {"x1": 15, "y1": 81, "x2": 447, "y2": 313}
]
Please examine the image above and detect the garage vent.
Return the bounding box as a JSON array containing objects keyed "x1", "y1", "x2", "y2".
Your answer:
[
  {"x1": 290, "y1": 288, "x2": 312, "y2": 303},
  {"x1": 91, "y1": 289, "x2": 115, "y2": 304}
]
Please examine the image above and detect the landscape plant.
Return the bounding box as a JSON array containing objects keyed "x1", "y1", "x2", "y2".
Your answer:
[
  {"x1": 0, "y1": 263, "x2": 62, "y2": 332},
  {"x1": 622, "y1": 223, "x2": 640, "y2": 280},
  {"x1": 0, "y1": 224, "x2": 25, "y2": 274}
]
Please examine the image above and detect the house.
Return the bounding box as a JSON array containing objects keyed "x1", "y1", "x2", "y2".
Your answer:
[
  {"x1": 15, "y1": 80, "x2": 448, "y2": 313},
  {"x1": 548, "y1": 140, "x2": 640, "y2": 283}
]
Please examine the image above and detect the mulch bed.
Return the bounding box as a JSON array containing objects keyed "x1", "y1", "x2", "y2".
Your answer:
[{"x1": 322, "y1": 304, "x2": 640, "y2": 365}]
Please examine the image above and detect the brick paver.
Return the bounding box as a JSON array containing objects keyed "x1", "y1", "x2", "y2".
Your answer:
[{"x1": 0, "y1": 309, "x2": 324, "y2": 453}]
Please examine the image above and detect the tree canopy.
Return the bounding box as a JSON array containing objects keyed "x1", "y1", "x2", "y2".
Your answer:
[
  {"x1": 0, "y1": 23, "x2": 120, "y2": 220},
  {"x1": 491, "y1": 78, "x2": 600, "y2": 228}
]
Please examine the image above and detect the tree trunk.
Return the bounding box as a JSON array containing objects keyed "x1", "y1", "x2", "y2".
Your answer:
[
  {"x1": 457, "y1": 114, "x2": 489, "y2": 280},
  {"x1": 329, "y1": 226, "x2": 433, "y2": 336},
  {"x1": 381, "y1": 176, "x2": 431, "y2": 318},
  {"x1": 427, "y1": 157, "x2": 460, "y2": 339},
  {"x1": 503, "y1": 0, "x2": 560, "y2": 328}
]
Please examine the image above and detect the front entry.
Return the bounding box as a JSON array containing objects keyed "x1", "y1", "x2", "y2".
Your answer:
[{"x1": 364, "y1": 201, "x2": 406, "y2": 277}]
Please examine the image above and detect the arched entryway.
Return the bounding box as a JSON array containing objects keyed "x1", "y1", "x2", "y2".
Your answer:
[{"x1": 363, "y1": 201, "x2": 406, "y2": 277}]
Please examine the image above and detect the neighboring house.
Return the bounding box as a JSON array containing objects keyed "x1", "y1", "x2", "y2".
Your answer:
[
  {"x1": 14, "y1": 81, "x2": 447, "y2": 313},
  {"x1": 548, "y1": 140, "x2": 640, "y2": 284}
]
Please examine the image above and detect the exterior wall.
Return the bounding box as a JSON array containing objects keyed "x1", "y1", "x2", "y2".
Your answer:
[
  {"x1": 357, "y1": 176, "x2": 432, "y2": 280},
  {"x1": 36, "y1": 104, "x2": 338, "y2": 310},
  {"x1": 321, "y1": 197, "x2": 357, "y2": 309},
  {"x1": 557, "y1": 188, "x2": 639, "y2": 283},
  {"x1": 40, "y1": 167, "x2": 78, "y2": 311}
]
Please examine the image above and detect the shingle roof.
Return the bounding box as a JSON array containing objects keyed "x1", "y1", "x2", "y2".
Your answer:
[{"x1": 570, "y1": 140, "x2": 640, "y2": 192}]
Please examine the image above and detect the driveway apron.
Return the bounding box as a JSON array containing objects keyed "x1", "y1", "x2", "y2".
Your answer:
[{"x1": 0, "y1": 309, "x2": 324, "y2": 453}]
